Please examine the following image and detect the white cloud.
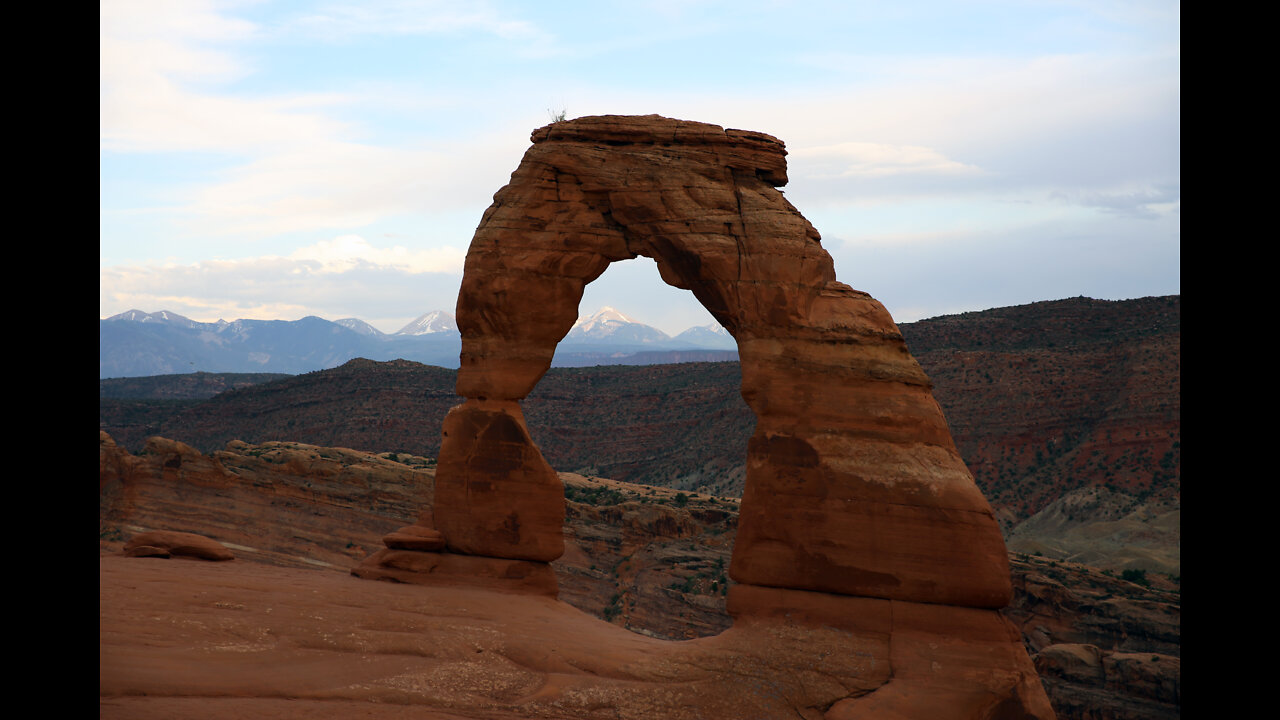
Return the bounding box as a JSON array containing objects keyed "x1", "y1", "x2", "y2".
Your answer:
[
  {"x1": 292, "y1": 0, "x2": 550, "y2": 43},
  {"x1": 100, "y1": 235, "x2": 465, "y2": 331},
  {"x1": 288, "y1": 235, "x2": 464, "y2": 273},
  {"x1": 100, "y1": 0, "x2": 534, "y2": 240},
  {"x1": 172, "y1": 133, "x2": 525, "y2": 238},
  {"x1": 790, "y1": 141, "x2": 982, "y2": 179},
  {"x1": 100, "y1": 1, "x2": 353, "y2": 154},
  {"x1": 1051, "y1": 184, "x2": 1180, "y2": 220}
]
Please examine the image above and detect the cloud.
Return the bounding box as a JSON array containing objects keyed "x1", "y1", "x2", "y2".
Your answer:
[
  {"x1": 783, "y1": 139, "x2": 983, "y2": 183},
  {"x1": 176, "y1": 136, "x2": 524, "y2": 238},
  {"x1": 1051, "y1": 184, "x2": 1180, "y2": 219},
  {"x1": 100, "y1": 1, "x2": 353, "y2": 154},
  {"x1": 100, "y1": 0, "x2": 257, "y2": 84},
  {"x1": 100, "y1": 235, "x2": 465, "y2": 331},
  {"x1": 288, "y1": 234, "x2": 464, "y2": 273},
  {"x1": 790, "y1": 141, "x2": 983, "y2": 179},
  {"x1": 101, "y1": 0, "x2": 536, "y2": 240},
  {"x1": 291, "y1": 0, "x2": 552, "y2": 45}
]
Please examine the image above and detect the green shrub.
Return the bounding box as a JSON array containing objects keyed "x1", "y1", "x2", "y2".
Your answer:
[{"x1": 1121, "y1": 568, "x2": 1150, "y2": 587}]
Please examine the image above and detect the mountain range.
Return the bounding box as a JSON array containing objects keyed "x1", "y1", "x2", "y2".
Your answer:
[{"x1": 100, "y1": 307, "x2": 736, "y2": 378}]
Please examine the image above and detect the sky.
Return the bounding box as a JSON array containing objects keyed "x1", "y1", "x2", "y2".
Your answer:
[{"x1": 100, "y1": 0, "x2": 1179, "y2": 336}]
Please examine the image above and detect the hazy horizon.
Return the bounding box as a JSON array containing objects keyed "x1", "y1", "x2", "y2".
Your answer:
[{"x1": 102, "y1": 289, "x2": 1179, "y2": 338}]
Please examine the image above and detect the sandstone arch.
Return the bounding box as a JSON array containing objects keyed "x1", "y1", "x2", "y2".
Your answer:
[{"x1": 408, "y1": 114, "x2": 1011, "y2": 609}]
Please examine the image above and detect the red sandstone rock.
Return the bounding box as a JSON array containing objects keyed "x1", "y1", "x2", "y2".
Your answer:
[
  {"x1": 342, "y1": 113, "x2": 1051, "y2": 716},
  {"x1": 422, "y1": 113, "x2": 1010, "y2": 608},
  {"x1": 123, "y1": 530, "x2": 234, "y2": 561},
  {"x1": 432, "y1": 400, "x2": 565, "y2": 561},
  {"x1": 122, "y1": 545, "x2": 170, "y2": 558},
  {"x1": 353, "y1": 548, "x2": 559, "y2": 597},
  {"x1": 381, "y1": 524, "x2": 446, "y2": 551},
  {"x1": 102, "y1": 555, "x2": 1045, "y2": 720},
  {"x1": 100, "y1": 437, "x2": 438, "y2": 570},
  {"x1": 1103, "y1": 652, "x2": 1179, "y2": 706}
]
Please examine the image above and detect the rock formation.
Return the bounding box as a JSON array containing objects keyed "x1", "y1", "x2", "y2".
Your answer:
[
  {"x1": 355, "y1": 114, "x2": 1054, "y2": 717},
  {"x1": 123, "y1": 529, "x2": 234, "y2": 561},
  {"x1": 374, "y1": 114, "x2": 1010, "y2": 601}
]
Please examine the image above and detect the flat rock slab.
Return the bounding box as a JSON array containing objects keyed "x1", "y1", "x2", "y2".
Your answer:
[
  {"x1": 123, "y1": 530, "x2": 234, "y2": 561},
  {"x1": 352, "y1": 548, "x2": 559, "y2": 597},
  {"x1": 382, "y1": 524, "x2": 447, "y2": 551},
  {"x1": 101, "y1": 555, "x2": 1053, "y2": 720}
]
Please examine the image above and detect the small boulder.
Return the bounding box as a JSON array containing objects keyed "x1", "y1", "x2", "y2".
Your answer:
[
  {"x1": 123, "y1": 530, "x2": 234, "y2": 561},
  {"x1": 122, "y1": 545, "x2": 170, "y2": 559},
  {"x1": 1034, "y1": 643, "x2": 1105, "y2": 685}
]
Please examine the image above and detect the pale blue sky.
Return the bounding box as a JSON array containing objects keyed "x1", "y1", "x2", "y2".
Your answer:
[{"x1": 101, "y1": 0, "x2": 1179, "y2": 335}]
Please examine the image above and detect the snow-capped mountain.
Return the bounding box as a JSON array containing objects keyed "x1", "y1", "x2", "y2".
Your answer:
[
  {"x1": 100, "y1": 306, "x2": 738, "y2": 377},
  {"x1": 396, "y1": 311, "x2": 458, "y2": 336},
  {"x1": 105, "y1": 309, "x2": 210, "y2": 330},
  {"x1": 673, "y1": 323, "x2": 736, "y2": 350},
  {"x1": 335, "y1": 318, "x2": 386, "y2": 337},
  {"x1": 565, "y1": 306, "x2": 670, "y2": 345}
]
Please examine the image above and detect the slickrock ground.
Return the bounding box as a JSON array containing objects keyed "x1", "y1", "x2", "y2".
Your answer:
[
  {"x1": 100, "y1": 554, "x2": 899, "y2": 720},
  {"x1": 101, "y1": 434, "x2": 1178, "y2": 718},
  {"x1": 101, "y1": 434, "x2": 1019, "y2": 719}
]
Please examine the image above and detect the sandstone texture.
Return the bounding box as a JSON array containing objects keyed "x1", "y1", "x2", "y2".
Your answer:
[
  {"x1": 382, "y1": 523, "x2": 446, "y2": 551},
  {"x1": 100, "y1": 431, "x2": 436, "y2": 571},
  {"x1": 102, "y1": 555, "x2": 1041, "y2": 720},
  {"x1": 433, "y1": 400, "x2": 565, "y2": 561},
  {"x1": 424, "y1": 114, "x2": 1012, "y2": 611},
  {"x1": 354, "y1": 548, "x2": 559, "y2": 597},
  {"x1": 1033, "y1": 645, "x2": 1179, "y2": 720}
]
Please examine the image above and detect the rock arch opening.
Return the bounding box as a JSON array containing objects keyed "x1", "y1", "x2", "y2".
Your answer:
[
  {"x1": 524, "y1": 256, "x2": 749, "y2": 499},
  {"x1": 360, "y1": 114, "x2": 1012, "y2": 610}
]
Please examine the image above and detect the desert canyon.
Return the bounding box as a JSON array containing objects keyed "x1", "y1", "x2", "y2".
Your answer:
[{"x1": 101, "y1": 116, "x2": 1176, "y2": 719}]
